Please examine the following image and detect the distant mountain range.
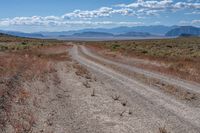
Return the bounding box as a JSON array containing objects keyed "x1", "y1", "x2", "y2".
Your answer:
[
  {"x1": 0, "y1": 30, "x2": 44, "y2": 38},
  {"x1": 71, "y1": 32, "x2": 114, "y2": 37},
  {"x1": 37, "y1": 25, "x2": 178, "y2": 37},
  {"x1": 0, "y1": 33, "x2": 13, "y2": 37},
  {"x1": 116, "y1": 32, "x2": 151, "y2": 37},
  {"x1": 165, "y1": 26, "x2": 200, "y2": 37},
  {"x1": 0, "y1": 25, "x2": 199, "y2": 39},
  {"x1": 59, "y1": 31, "x2": 154, "y2": 38}
]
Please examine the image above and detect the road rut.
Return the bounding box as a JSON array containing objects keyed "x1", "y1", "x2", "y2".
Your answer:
[{"x1": 70, "y1": 45, "x2": 200, "y2": 133}]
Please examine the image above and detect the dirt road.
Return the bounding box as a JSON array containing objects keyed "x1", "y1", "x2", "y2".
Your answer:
[{"x1": 70, "y1": 45, "x2": 200, "y2": 133}]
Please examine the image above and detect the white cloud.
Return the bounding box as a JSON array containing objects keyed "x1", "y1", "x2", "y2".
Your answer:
[
  {"x1": 0, "y1": 16, "x2": 143, "y2": 27},
  {"x1": 116, "y1": 0, "x2": 200, "y2": 14},
  {"x1": 62, "y1": 7, "x2": 137, "y2": 20},
  {"x1": 0, "y1": 0, "x2": 200, "y2": 28},
  {"x1": 173, "y1": 2, "x2": 200, "y2": 9},
  {"x1": 116, "y1": 0, "x2": 173, "y2": 9},
  {"x1": 62, "y1": 7, "x2": 113, "y2": 19}
]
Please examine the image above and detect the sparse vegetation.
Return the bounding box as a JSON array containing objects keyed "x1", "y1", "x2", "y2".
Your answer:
[
  {"x1": 121, "y1": 100, "x2": 127, "y2": 106},
  {"x1": 119, "y1": 110, "x2": 126, "y2": 117},
  {"x1": 159, "y1": 126, "x2": 169, "y2": 133},
  {"x1": 112, "y1": 94, "x2": 120, "y2": 101},
  {"x1": 85, "y1": 37, "x2": 200, "y2": 83},
  {"x1": 73, "y1": 63, "x2": 91, "y2": 79},
  {"x1": 83, "y1": 81, "x2": 91, "y2": 88},
  {"x1": 0, "y1": 35, "x2": 71, "y2": 132},
  {"x1": 91, "y1": 88, "x2": 95, "y2": 97},
  {"x1": 128, "y1": 109, "x2": 132, "y2": 115}
]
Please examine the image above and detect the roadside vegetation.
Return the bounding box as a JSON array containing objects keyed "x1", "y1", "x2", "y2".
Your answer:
[
  {"x1": 85, "y1": 37, "x2": 200, "y2": 83},
  {"x1": 0, "y1": 34, "x2": 72, "y2": 132},
  {"x1": 0, "y1": 34, "x2": 64, "y2": 52},
  {"x1": 86, "y1": 37, "x2": 200, "y2": 59}
]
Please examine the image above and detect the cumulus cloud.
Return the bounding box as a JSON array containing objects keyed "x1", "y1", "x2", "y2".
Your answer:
[
  {"x1": 0, "y1": 0, "x2": 200, "y2": 27},
  {"x1": 0, "y1": 16, "x2": 143, "y2": 27},
  {"x1": 173, "y1": 2, "x2": 200, "y2": 9},
  {"x1": 62, "y1": 7, "x2": 136, "y2": 20},
  {"x1": 117, "y1": 0, "x2": 200, "y2": 9},
  {"x1": 116, "y1": 0, "x2": 200, "y2": 14},
  {"x1": 62, "y1": 7, "x2": 113, "y2": 19},
  {"x1": 117, "y1": 0, "x2": 173, "y2": 10}
]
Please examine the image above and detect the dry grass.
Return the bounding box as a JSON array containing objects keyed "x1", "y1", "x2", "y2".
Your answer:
[
  {"x1": 0, "y1": 36, "x2": 71, "y2": 132},
  {"x1": 83, "y1": 81, "x2": 91, "y2": 88},
  {"x1": 73, "y1": 63, "x2": 92, "y2": 79},
  {"x1": 85, "y1": 37, "x2": 200, "y2": 83},
  {"x1": 91, "y1": 89, "x2": 95, "y2": 97},
  {"x1": 112, "y1": 94, "x2": 120, "y2": 101},
  {"x1": 159, "y1": 126, "x2": 169, "y2": 133}
]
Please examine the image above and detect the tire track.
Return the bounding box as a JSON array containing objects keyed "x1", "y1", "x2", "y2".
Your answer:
[
  {"x1": 80, "y1": 45, "x2": 200, "y2": 94},
  {"x1": 70, "y1": 45, "x2": 200, "y2": 131}
]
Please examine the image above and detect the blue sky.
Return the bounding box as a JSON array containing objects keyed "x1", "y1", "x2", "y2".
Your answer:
[{"x1": 0, "y1": 0, "x2": 199, "y2": 32}]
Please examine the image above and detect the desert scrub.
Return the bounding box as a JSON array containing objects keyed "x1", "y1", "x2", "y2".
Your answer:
[{"x1": 87, "y1": 37, "x2": 200, "y2": 60}]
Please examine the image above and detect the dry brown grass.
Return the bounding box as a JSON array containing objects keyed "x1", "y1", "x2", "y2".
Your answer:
[
  {"x1": 79, "y1": 45, "x2": 199, "y2": 102},
  {"x1": 159, "y1": 126, "x2": 169, "y2": 133},
  {"x1": 0, "y1": 41, "x2": 71, "y2": 132},
  {"x1": 73, "y1": 63, "x2": 92, "y2": 79},
  {"x1": 85, "y1": 38, "x2": 200, "y2": 83},
  {"x1": 112, "y1": 94, "x2": 120, "y2": 101}
]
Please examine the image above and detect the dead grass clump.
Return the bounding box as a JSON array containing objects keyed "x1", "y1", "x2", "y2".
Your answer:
[
  {"x1": 159, "y1": 126, "x2": 169, "y2": 133},
  {"x1": 156, "y1": 81, "x2": 197, "y2": 101},
  {"x1": 112, "y1": 94, "x2": 120, "y2": 101},
  {"x1": 10, "y1": 110, "x2": 36, "y2": 133},
  {"x1": 119, "y1": 110, "x2": 126, "y2": 117},
  {"x1": 83, "y1": 81, "x2": 91, "y2": 88},
  {"x1": 128, "y1": 109, "x2": 132, "y2": 115},
  {"x1": 73, "y1": 63, "x2": 92, "y2": 79},
  {"x1": 16, "y1": 88, "x2": 30, "y2": 105},
  {"x1": 91, "y1": 89, "x2": 95, "y2": 97},
  {"x1": 181, "y1": 91, "x2": 196, "y2": 101},
  {"x1": 52, "y1": 73, "x2": 61, "y2": 86},
  {"x1": 121, "y1": 100, "x2": 127, "y2": 106}
]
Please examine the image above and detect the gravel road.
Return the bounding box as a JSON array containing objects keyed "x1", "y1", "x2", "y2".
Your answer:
[{"x1": 70, "y1": 45, "x2": 200, "y2": 133}]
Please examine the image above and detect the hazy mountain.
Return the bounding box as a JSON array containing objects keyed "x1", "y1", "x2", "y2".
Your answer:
[
  {"x1": 2, "y1": 25, "x2": 199, "y2": 38},
  {"x1": 117, "y1": 32, "x2": 152, "y2": 37},
  {"x1": 0, "y1": 30, "x2": 44, "y2": 38},
  {"x1": 0, "y1": 33, "x2": 15, "y2": 37},
  {"x1": 36, "y1": 25, "x2": 178, "y2": 37},
  {"x1": 71, "y1": 32, "x2": 114, "y2": 37},
  {"x1": 165, "y1": 26, "x2": 200, "y2": 36},
  {"x1": 58, "y1": 31, "x2": 155, "y2": 38}
]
